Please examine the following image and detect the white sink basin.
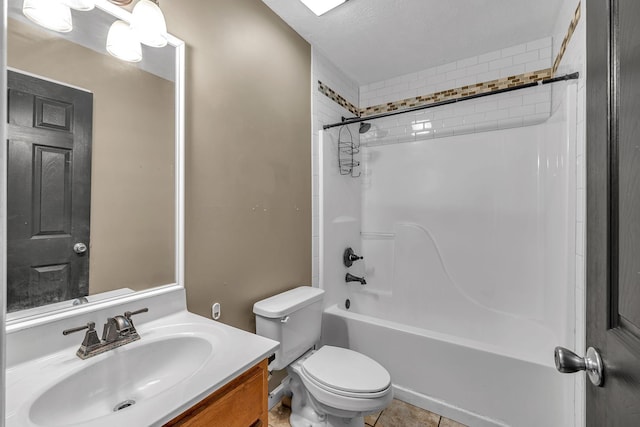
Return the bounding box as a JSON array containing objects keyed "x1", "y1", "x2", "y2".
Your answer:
[
  {"x1": 6, "y1": 310, "x2": 279, "y2": 427},
  {"x1": 29, "y1": 336, "x2": 213, "y2": 427}
]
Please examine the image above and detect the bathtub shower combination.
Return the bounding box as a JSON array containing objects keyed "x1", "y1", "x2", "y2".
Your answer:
[{"x1": 319, "y1": 85, "x2": 579, "y2": 427}]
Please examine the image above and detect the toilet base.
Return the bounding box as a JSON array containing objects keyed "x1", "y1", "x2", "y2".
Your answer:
[
  {"x1": 289, "y1": 408, "x2": 364, "y2": 427},
  {"x1": 288, "y1": 366, "x2": 366, "y2": 427}
]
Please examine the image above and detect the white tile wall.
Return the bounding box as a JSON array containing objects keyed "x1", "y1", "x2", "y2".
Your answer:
[
  {"x1": 360, "y1": 84, "x2": 552, "y2": 147},
  {"x1": 360, "y1": 37, "x2": 552, "y2": 107},
  {"x1": 359, "y1": 38, "x2": 554, "y2": 146},
  {"x1": 312, "y1": 49, "x2": 361, "y2": 287}
]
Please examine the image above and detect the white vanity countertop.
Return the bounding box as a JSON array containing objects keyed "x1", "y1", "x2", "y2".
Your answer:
[{"x1": 6, "y1": 310, "x2": 279, "y2": 427}]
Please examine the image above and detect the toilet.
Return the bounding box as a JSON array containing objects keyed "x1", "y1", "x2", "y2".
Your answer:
[{"x1": 253, "y1": 286, "x2": 393, "y2": 427}]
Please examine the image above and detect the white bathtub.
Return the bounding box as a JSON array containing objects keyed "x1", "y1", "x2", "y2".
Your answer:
[{"x1": 321, "y1": 304, "x2": 574, "y2": 427}]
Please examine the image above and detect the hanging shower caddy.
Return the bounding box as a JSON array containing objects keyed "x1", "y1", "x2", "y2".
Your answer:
[{"x1": 338, "y1": 125, "x2": 360, "y2": 177}]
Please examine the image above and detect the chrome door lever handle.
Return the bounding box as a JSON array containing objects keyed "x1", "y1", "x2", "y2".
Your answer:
[{"x1": 554, "y1": 346, "x2": 604, "y2": 386}]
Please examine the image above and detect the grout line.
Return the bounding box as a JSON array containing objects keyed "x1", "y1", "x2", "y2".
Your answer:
[
  {"x1": 373, "y1": 410, "x2": 383, "y2": 426},
  {"x1": 366, "y1": 410, "x2": 382, "y2": 427}
]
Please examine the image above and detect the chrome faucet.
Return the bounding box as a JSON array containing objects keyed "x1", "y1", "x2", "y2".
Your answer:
[
  {"x1": 62, "y1": 308, "x2": 149, "y2": 359},
  {"x1": 345, "y1": 273, "x2": 367, "y2": 285},
  {"x1": 102, "y1": 315, "x2": 134, "y2": 342}
]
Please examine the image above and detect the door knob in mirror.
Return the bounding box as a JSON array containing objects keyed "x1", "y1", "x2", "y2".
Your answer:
[{"x1": 73, "y1": 243, "x2": 88, "y2": 254}]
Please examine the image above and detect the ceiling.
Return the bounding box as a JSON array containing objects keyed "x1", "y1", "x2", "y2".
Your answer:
[{"x1": 261, "y1": 0, "x2": 564, "y2": 85}]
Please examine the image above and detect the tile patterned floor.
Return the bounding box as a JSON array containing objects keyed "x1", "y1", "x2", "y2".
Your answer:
[{"x1": 268, "y1": 398, "x2": 468, "y2": 427}]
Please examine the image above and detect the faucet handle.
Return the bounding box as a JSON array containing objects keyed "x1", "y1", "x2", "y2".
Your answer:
[
  {"x1": 64, "y1": 322, "x2": 101, "y2": 358},
  {"x1": 63, "y1": 321, "x2": 95, "y2": 336},
  {"x1": 343, "y1": 247, "x2": 364, "y2": 267},
  {"x1": 124, "y1": 307, "x2": 149, "y2": 319},
  {"x1": 123, "y1": 308, "x2": 149, "y2": 334}
]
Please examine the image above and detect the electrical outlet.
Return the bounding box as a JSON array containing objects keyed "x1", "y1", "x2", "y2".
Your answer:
[{"x1": 212, "y1": 302, "x2": 221, "y2": 320}]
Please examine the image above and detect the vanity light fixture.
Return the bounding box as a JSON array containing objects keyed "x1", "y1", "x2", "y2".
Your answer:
[
  {"x1": 22, "y1": 0, "x2": 73, "y2": 33},
  {"x1": 299, "y1": 0, "x2": 347, "y2": 16},
  {"x1": 106, "y1": 20, "x2": 143, "y2": 63},
  {"x1": 104, "y1": 0, "x2": 168, "y2": 62},
  {"x1": 131, "y1": 0, "x2": 168, "y2": 47},
  {"x1": 62, "y1": 0, "x2": 96, "y2": 11}
]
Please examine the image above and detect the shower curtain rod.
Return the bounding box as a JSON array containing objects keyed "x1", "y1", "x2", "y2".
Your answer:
[{"x1": 322, "y1": 72, "x2": 580, "y2": 130}]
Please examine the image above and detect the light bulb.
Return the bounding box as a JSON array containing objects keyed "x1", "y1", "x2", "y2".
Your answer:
[
  {"x1": 106, "y1": 20, "x2": 142, "y2": 63},
  {"x1": 131, "y1": 0, "x2": 168, "y2": 48},
  {"x1": 23, "y1": 0, "x2": 73, "y2": 33}
]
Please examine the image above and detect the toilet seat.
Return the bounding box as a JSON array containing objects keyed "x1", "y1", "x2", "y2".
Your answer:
[
  {"x1": 289, "y1": 346, "x2": 393, "y2": 415},
  {"x1": 301, "y1": 346, "x2": 391, "y2": 398}
]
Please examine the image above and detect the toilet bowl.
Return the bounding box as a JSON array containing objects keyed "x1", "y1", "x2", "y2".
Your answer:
[
  {"x1": 253, "y1": 286, "x2": 393, "y2": 427},
  {"x1": 290, "y1": 346, "x2": 393, "y2": 425}
]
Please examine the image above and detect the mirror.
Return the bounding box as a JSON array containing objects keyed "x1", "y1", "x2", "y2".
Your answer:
[{"x1": 5, "y1": 0, "x2": 184, "y2": 321}]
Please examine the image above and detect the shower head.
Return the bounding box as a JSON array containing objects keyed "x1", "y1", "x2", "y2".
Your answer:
[
  {"x1": 359, "y1": 122, "x2": 371, "y2": 134},
  {"x1": 340, "y1": 116, "x2": 372, "y2": 134}
]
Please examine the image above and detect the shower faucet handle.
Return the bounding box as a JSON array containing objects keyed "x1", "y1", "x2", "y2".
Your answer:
[{"x1": 343, "y1": 247, "x2": 364, "y2": 267}]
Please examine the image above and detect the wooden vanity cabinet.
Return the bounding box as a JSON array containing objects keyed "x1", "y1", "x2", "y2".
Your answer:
[{"x1": 164, "y1": 359, "x2": 268, "y2": 427}]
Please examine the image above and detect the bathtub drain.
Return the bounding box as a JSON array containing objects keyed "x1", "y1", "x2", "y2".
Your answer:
[{"x1": 113, "y1": 400, "x2": 136, "y2": 412}]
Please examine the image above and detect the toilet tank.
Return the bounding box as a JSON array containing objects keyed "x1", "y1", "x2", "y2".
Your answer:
[{"x1": 253, "y1": 286, "x2": 324, "y2": 371}]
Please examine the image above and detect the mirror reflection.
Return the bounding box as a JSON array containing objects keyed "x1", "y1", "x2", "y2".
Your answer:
[{"x1": 6, "y1": 2, "x2": 177, "y2": 316}]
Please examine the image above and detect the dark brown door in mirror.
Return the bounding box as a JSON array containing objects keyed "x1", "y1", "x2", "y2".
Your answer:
[
  {"x1": 586, "y1": 0, "x2": 640, "y2": 424},
  {"x1": 7, "y1": 70, "x2": 93, "y2": 312}
]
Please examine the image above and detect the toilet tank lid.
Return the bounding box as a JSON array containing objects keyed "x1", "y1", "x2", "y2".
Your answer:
[{"x1": 253, "y1": 286, "x2": 324, "y2": 318}]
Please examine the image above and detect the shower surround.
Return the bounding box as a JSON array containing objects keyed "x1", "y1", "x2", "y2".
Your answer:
[
  {"x1": 313, "y1": 2, "x2": 585, "y2": 425},
  {"x1": 321, "y1": 89, "x2": 576, "y2": 426}
]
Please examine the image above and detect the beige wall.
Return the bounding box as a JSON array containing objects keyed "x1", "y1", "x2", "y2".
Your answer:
[
  {"x1": 7, "y1": 19, "x2": 175, "y2": 296},
  {"x1": 162, "y1": 0, "x2": 311, "y2": 332}
]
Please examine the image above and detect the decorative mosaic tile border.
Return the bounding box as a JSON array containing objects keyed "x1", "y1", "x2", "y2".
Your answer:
[
  {"x1": 318, "y1": 2, "x2": 580, "y2": 119},
  {"x1": 553, "y1": 2, "x2": 581, "y2": 74},
  {"x1": 317, "y1": 81, "x2": 359, "y2": 116},
  {"x1": 359, "y1": 69, "x2": 552, "y2": 117}
]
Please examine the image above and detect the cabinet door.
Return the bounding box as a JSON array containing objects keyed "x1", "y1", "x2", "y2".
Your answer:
[{"x1": 165, "y1": 359, "x2": 268, "y2": 427}]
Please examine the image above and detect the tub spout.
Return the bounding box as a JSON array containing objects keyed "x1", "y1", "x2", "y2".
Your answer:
[{"x1": 345, "y1": 273, "x2": 367, "y2": 285}]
